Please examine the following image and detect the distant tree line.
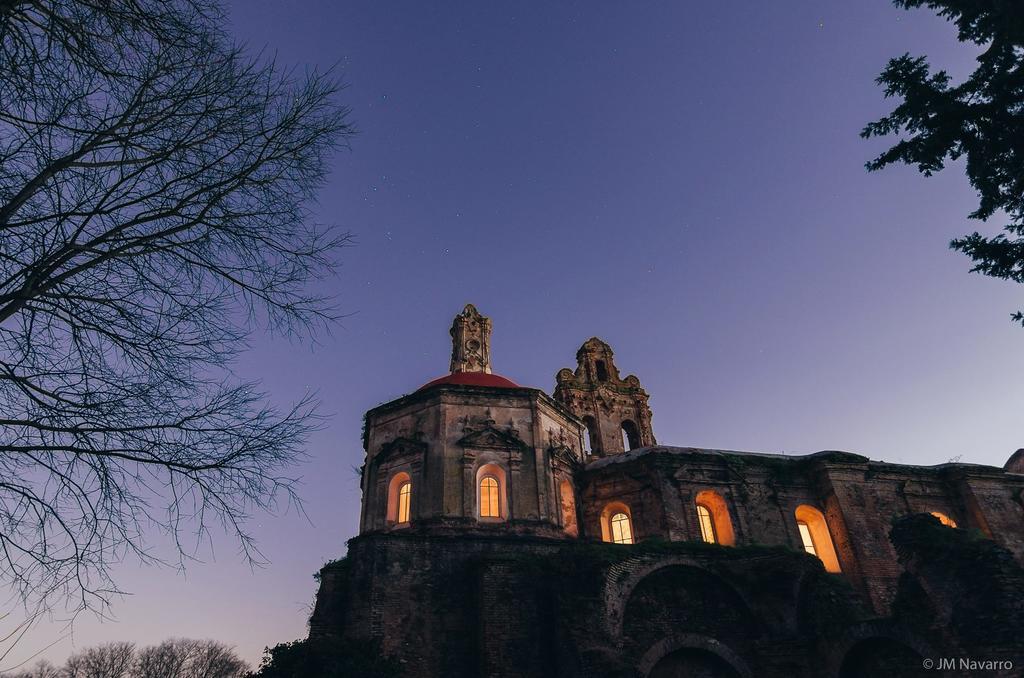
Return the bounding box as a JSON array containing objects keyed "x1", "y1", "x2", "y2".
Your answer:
[
  {"x1": 3, "y1": 639, "x2": 246, "y2": 678},
  {"x1": 2, "y1": 636, "x2": 401, "y2": 678}
]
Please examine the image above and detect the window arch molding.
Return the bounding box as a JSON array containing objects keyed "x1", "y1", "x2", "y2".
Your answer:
[
  {"x1": 695, "y1": 490, "x2": 735, "y2": 546},
  {"x1": 386, "y1": 471, "x2": 413, "y2": 526},
  {"x1": 600, "y1": 501, "x2": 635, "y2": 544},
  {"x1": 794, "y1": 504, "x2": 841, "y2": 573},
  {"x1": 475, "y1": 462, "x2": 508, "y2": 521}
]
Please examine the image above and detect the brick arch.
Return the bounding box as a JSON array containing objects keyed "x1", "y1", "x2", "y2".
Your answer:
[
  {"x1": 829, "y1": 621, "x2": 935, "y2": 678},
  {"x1": 637, "y1": 633, "x2": 752, "y2": 678},
  {"x1": 603, "y1": 556, "x2": 756, "y2": 641}
]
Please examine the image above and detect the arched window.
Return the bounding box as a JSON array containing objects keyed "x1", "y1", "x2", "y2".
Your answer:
[
  {"x1": 610, "y1": 512, "x2": 632, "y2": 544},
  {"x1": 621, "y1": 419, "x2": 640, "y2": 451},
  {"x1": 595, "y1": 360, "x2": 609, "y2": 382},
  {"x1": 930, "y1": 511, "x2": 957, "y2": 528},
  {"x1": 386, "y1": 471, "x2": 412, "y2": 526},
  {"x1": 794, "y1": 505, "x2": 841, "y2": 573},
  {"x1": 397, "y1": 481, "x2": 411, "y2": 524},
  {"x1": 600, "y1": 502, "x2": 634, "y2": 544},
  {"x1": 475, "y1": 463, "x2": 507, "y2": 521},
  {"x1": 480, "y1": 476, "x2": 499, "y2": 518},
  {"x1": 583, "y1": 416, "x2": 601, "y2": 455},
  {"x1": 695, "y1": 490, "x2": 735, "y2": 546},
  {"x1": 559, "y1": 479, "x2": 578, "y2": 536},
  {"x1": 697, "y1": 504, "x2": 716, "y2": 543}
]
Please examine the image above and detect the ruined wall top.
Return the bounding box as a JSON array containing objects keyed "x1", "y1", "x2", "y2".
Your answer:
[{"x1": 449, "y1": 304, "x2": 492, "y2": 374}]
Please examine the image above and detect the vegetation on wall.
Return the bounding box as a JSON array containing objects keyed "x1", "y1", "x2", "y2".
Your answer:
[{"x1": 246, "y1": 639, "x2": 399, "y2": 678}]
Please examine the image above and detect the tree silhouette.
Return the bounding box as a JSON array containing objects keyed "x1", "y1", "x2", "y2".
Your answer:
[
  {"x1": 2, "y1": 638, "x2": 247, "y2": 678},
  {"x1": 863, "y1": 1, "x2": 1024, "y2": 324},
  {"x1": 0, "y1": 0, "x2": 352, "y2": 615}
]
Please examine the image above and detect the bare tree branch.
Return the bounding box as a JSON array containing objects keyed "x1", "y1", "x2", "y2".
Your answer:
[{"x1": 0, "y1": 0, "x2": 353, "y2": 616}]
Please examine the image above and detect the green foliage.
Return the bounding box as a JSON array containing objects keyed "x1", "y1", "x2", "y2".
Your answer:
[
  {"x1": 863, "y1": 1, "x2": 1024, "y2": 324},
  {"x1": 247, "y1": 638, "x2": 400, "y2": 678}
]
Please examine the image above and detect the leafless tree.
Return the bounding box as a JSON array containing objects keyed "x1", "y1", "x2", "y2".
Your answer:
[
  {"x1": 0, "y1": 658, "x2": 61, "y2": 678},
  {"x1": 133, "y1": 639, "x2": 245, "y2": 678},
  {"x1": 63, "y1": 642, "x2": 136, "y2": 678},
  {"x1": 0, "y1": 0, "x2": 352, "y2": 616}
]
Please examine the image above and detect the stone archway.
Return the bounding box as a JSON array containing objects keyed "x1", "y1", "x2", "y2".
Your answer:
[
  {"x1": 604, "y1": 556, "x2": 757, "y2": 641},
  {"x1": 638, "y1": 634, "x2": 751, "y2": 678},
  {"x1": 838, "y1": 637, "x2": 927, "y2": 678},
  {"x1": 831, "y1": 623, "x2": 935, "y2": 678}
]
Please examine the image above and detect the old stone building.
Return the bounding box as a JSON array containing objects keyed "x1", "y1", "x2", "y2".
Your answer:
[{"x1": 310, "y1": 305, "x2": 1024, "y2": 677}]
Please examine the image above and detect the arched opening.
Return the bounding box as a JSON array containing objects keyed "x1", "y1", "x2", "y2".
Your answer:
[
  {"x1": 650, "y1": 647, "x2": 742, "y2": 678},
  {"x1": 397, "y1": 481, "x2": 411, "y2": 524},
  {"x1": 930, "y1": 511, "x2": 957, "y2": 528},
  {"x1": 794, "y1": 504, "x2": 841, "y2": 573},
  {"x1": 839, "y1": 637, "x2": 927, "y2": 678},
  {"x1": 559, "y1": 479, "x2": 578, "y2": 536},
  {"x1": 476, "y1": 463, "x2": 507, "y2": 521},
  {"x1": 600, "y1": 502, "x2": 634, "y2": 544},
  {"x1": 386, "y1": 471, "x2": 412, "y2": 526},
  {"x1": 695, "y1": 490, "x2": 735, "y2": 546},
  {"x1": 621, "y1": 419, "x2": 640, "y2": 451},
  {"x1": 611, "y1": 513, "x2": 632, "y2": 544},
  {"x1": 583, "y1": 416, "x2": 600, "y2": 455},
  {"x1": 480, "y1": 477, "x2": 499, "y2": 517},
  {"x1": 595, "y1": 360, "x2": 609, "y2": 381}
]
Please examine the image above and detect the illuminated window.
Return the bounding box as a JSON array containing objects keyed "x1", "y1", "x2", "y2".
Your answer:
[
  {"x1": 697, "y1": 504, "x2": 717, "y2": 543},
  {"x1": 480, "y1": 476, "x2": 499, "y2": 518},
  {"x1": 694, "y1": 490, "x2": 735, "y2": 546},
  {"x1": 475, "y1": 463, "x2": 507, "y2": 521},
  {"x1": 600, "y1": 502, "x2": 634, "y2": 544},
  {"x1": 610, "y1": 512, "x2": 633, "y2": 544},
  {"x1": 794, "y1": 505, "x2": 841, "y2": 573},
  {"x1": 930, "y1": 511, "x2": 957, "y2": 528},
  {"x1": 386, "y1": 471, "x2": 412, "y2": 526},
  {"x1": 797, "y1": 521, "x2": 816, "y2": 555},
  {"x1": 397, "y1": 481, "x2": 411, "y2": 524}
]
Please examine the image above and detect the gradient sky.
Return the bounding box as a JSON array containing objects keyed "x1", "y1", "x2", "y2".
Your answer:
[{"x1": 13, "y1": 0, "x2": 1024, "y2": 670}]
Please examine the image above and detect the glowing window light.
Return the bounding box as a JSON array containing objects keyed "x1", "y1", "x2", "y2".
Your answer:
[
  {"x1": 480, "y1": 476, "x2": 500, "y2": 518},
  {"x1": 797, "y1": 521, "x2": 817, "y2": 556},
  {"x1": 397, "y1": 482, "x2": 411, "y2": 524},
  {"x1": 697, "y1": 504, "x2": 717, "y2": 544},
  {"x1": 931, "y1": 511, "x2": 957, "y2": 528},
  {"x1": 610, "y1": 512, "x2": 633, "y2": 544}
]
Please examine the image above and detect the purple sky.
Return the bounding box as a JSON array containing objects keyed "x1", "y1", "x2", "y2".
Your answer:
[{"x1": 13, "y1": 0, "x2": 1024, "y2": 670}]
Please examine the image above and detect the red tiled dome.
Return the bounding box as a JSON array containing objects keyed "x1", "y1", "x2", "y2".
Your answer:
[{"x1": 418, "y1": 372, "x2": 520, "y2": 391}]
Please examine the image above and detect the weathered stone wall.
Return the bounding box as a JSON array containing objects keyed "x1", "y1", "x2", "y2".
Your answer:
[
  {"x1": 331, "y1": 310, "x2": 1024, "y2": 676},
  {"x1": 310, "y1": 534, "x2": 899, "y2": 677},
  {"x1": 360, "y1": 385, "x2": 583, "y2": 537},
  {"x1": 578, "y1": 447, "x2": 1024, "y2": 617}
]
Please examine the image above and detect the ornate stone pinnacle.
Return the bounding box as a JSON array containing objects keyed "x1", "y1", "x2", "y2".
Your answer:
[{"x1": 449, "y1": 304, "x2": 492, "y2": 373}]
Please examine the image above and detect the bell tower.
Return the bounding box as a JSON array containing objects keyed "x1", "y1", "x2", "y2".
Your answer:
[
  {"x1": 449, "y1": 303, "x2": 492, "y2": 374},
  {"x1": 553, "y1": 338, "x2": 655, "y2": 457}
]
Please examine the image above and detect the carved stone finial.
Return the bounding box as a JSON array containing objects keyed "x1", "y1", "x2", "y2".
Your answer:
[{"x1": 449, "y1": 304, "x2": 492, "y2": 374}]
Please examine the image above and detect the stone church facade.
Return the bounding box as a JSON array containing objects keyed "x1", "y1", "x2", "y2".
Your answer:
[{"x1": 310, "y1": 305, "x2": 1024, "y2": 677}]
